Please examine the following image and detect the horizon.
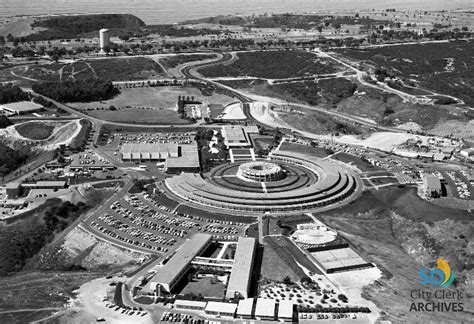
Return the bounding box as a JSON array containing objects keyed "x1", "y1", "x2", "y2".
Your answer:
[{"x1": 1, "y1": 0, "x2": 473, "y2": 24}]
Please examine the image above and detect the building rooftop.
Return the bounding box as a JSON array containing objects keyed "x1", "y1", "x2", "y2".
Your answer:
[
  {"x1": 255, "y1": 298, "x2": 276, "y2": 318},
  {"x1": 277, "y1": 300, "x2": 294, "y2": 319},
  {"x1": 121, "y1": 143, "x2": 178, "y2": 156},
  {"x1": 145, "y1": 233, "x2": 212, "y2": 290},
  {"x1": 165, "y1": 144, "x2": 200, "y2": 169},
  {"x1": 423, "y1": 173, "x2": 441, "y2": 190},
  {"x1": 205, "y1": 301, "x2": 237, "y2": 314},
  {"x1": 226, "y1": 237, "x2": 256, "y2": 298},
  {"x1": 174, "y1": 299, "x2": 207, "y2": 309},
  {"x1": 0, "y1": 101, "x2": 43, "y2": 112},
  {"x1": 223, "y1": 126, "x2": 247, "y2": 144},
  {"x1": 5, "y1": 182, "x2": 21, "y2": 189},
  {"x1": 22, "y1": 181, "x2": 67, "y2": 187},
  {"x1": 237, "y1": 298, "x2": 254, "y2": 316}
]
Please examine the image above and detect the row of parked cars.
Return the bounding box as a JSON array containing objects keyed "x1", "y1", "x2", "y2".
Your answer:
[
  {"x1": 161, "y1": 311, "x2": 203, "y2": 323},
  {"x1": 105, "y1": 302, "x2": 147, "y2": 317},
  {"x1": 90, "y1": 216, "x2": 169, "y2": 253},
  {"x1": 113, "y1": 199, "x2": 185, "y2": 239}
]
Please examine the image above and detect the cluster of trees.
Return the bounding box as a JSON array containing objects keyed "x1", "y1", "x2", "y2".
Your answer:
[
  {"x1": 0, "y1": 116, "x2": 13, "y2": 129},
  {"x1": 44, "y1": 201, "x2": 89, "y2": 234},
  {"x1": 70, "y1": 119, "x2": 92, "y2": 151},
  {"x1": 194, "y1": 129, "x2": 228, "y2": 171},
  {"x1": 0, "y1": 199, "x2": 90, "y2": 275},
  {"x1": 0, "y1": 83, "x2": 30, "y2": 104},
  {"x1": 188, "y1": 13, "x2": 390, "y2": 31},
  {"x1": 0, "y1": 143, "x2": 29, "y2": 178},
  {"x1": 26, "y1": 14, "x2": 145, "y2": 41},
  {"x1": 32, "y1": 79, "x2": 119, "y2": 102}
]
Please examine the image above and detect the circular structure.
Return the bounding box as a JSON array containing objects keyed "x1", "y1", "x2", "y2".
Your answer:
[
  {"x1": 237, "y1": 161, "x2": 285, "y2": 182},
  {"x1": 291, "y1": 224, "x2": 337, "y2": 245},
  {"x1": 165, "y1": 151, "x2": 361, "y2": 215}
]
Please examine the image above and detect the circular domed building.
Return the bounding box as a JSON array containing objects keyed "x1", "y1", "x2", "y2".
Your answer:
[{"x1": 237, "y1": 161, "x2": 285, "y2": 182}]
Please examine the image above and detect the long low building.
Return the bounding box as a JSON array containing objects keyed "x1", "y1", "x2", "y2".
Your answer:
[
  {"x1": 0, "y1": 101, "x2": 44, "y2": 116},
  {"x1": 204, "y1": 302, "x2": 237, "y2": 318},
  {"x1": 142, "y1": 233, "x2": 212, "y2": 294},
  {"x1": 225, "y1": 237, "x2": 257, "y2": 300},
  {"x1": 121, "y1": 143, "x2": 178, "y2": 161},
  {"x1": 22, "y1": 181, "x2": 68, "y2": 189}
]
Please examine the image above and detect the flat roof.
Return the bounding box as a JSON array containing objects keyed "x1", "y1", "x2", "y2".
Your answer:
[
  {"x1": 278, "y1": 300, "x2": 294, "y2": 319},
  {"x1": 34, "y1": 181, "x2": 66, "y2": 186},
  {"x1": 147, "y1": 233, "x2": 211, "y2": 287},
  {"x1": 223, "y1": 125, "x2": 247, "y2": 143},
  {"x1": 165, "y1": 144, "x2": 200, "y2": 169},
  {"x1": 226, "y1": 237, "x2": 256, "y2": 296},
  {"x1": 255, "y1": 298, "x2": 276, "y2": 318},
  {"x1": 121, "y1": 143, "x2": 178, "y2": 155},
  {"x1": 174, "y1": 300, "x2": 207, "y2": 308},
  {"x1": 423, "y1": 173, "x2": 441, "y2": 189},
  {"x1": 5, "y1": 182, "x2": 21, "y2": 189},
  {"x1": 0, "y1": 101, "x2": 43, "y2": 112},
  {"x1": 237, "y1": 298, "x2": 254, "y2": 316},
  {"x1": 205, "y1": 302, "x2": 237, "y2": 314}
]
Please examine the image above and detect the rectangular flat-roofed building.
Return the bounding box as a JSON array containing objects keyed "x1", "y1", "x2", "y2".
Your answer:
[
  {"x1": 255, "y1": 298, "x2": 276, "y2": 321},
  {"x1": 174, "y1": 299, "x2": 207, "y2": 310},
  {"x1": 120, "y1": 143, "x2": 178, "y2": 162},
  {"x1": 165, "y1": 144, "x2": 200, "y2": 173},
  {"x1": 277, "y1": 300, "x2": 294, "y2": 322},
  {"x1": 225, "y1": 237, "x2": 257, "y2": 299},
  {"x1": 0, "y1": 101, "x2": 44, "y2": 116},
  {"x1": 142, "y1": 233, "x2": 212, "y2": 294},
  {"x1": 423, "y1": 173, "x2": 442, "y2": 198},
  {"x1": 204, "y1": 302, "x2": 237, "y2": 318},
  {"x1": 237, "y1": 298, "x2": 255, "y2": 319},
  {"x1": 22, "y1": 181, "x2": 67, "y2": 189}
]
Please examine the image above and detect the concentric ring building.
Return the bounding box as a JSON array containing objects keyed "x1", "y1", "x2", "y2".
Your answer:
[{"x1": 165, "y1": 147, "x2": 361, "y2": 215}]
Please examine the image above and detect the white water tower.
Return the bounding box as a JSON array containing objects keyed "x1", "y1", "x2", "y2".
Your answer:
[{"x1": 99, "y1": 28, "x2": 110, "y2": 53}]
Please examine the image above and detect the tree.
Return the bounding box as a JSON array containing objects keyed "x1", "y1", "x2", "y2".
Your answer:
[{"x1": 282, "y1": 276, "x2": 292, "y2": 285}]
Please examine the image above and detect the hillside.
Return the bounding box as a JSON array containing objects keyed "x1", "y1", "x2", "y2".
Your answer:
[
  {"x1": 0, "y1": 116, "x2": 13, "y2": 129},
  {"x1": 0, "y1": 142, "x2": 28, "y2": 176},
  {"x1": 27, "y1": 14, "x2": 145, "y2": 41}
]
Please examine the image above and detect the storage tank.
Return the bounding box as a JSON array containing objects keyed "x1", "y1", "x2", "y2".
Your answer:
[{"x1": 99, "y1": 28, "x2": 110, "y2": 51}]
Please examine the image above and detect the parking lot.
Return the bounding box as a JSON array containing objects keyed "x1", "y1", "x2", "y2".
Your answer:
[{"x1": 84, "y1": 192, "x2": 247, "y2": 255}]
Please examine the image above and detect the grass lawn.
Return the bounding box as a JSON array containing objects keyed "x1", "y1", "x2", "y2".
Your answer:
[
  {"x1": 261, "y1": 236, "x2": 306, "y2": 283},
  {"x1": 15, "y1": 122, "x2": 55, "y2": 140},
  {"x1": 151, "y1": 193, "x2": 180, "y2": 210},
  {"x1": 279, "y1": 141, "x2": 330, "y2": 158},
  {"x1": 71, "y1": 87, "x2": 235, "y2": 111},
  {"x1": 199, "y1": 50, "x2": 339, "y2": 78},
  {"x1": 221, "y1": 243, "x2": 237, "y2": 260},
  {"x1": 88, "y1": 108, "x2": 192, "y2": 125},
  {"x1": 87, "y1": 57, "x2": 167, "y2": 81},
  {"x1": 179, "y1": 277, "x2": 226, "y2": 299}
]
